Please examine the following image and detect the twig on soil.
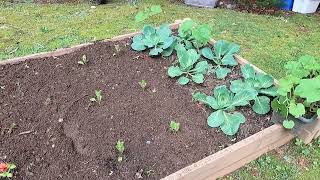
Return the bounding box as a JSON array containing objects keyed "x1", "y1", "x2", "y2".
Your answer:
[{"x1": 18, "y1": 130, "x2": 33, "y2": 136}]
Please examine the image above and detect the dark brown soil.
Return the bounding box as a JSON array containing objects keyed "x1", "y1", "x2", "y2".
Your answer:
[{"x1": 0, "y1": 38, "x2": 272, "y2": 179}]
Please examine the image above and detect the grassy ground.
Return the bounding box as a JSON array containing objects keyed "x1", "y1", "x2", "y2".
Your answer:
[{"x1": 1, "y1": 0, "x2": 320, "y2": 178}]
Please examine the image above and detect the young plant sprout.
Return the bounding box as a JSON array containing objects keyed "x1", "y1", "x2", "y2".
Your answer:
[
  {"x1": 138, "y1": 80, "x2": 148, "y2": 90},
  {"x1": 90, "y1": 90, "x2": 102, "y2": 104},
  {"x1": 78, "y1": 55, "x2": 89, "y2": 65},
  {"x1": 116, "y1": 139, "x2": 125, "y2": 162},
  {"x1": 0, "y1": 163, "x2": 16, "y2": 178},
  {"x1": 169, "y1": 121, "x2": 180, "y2": 132}
]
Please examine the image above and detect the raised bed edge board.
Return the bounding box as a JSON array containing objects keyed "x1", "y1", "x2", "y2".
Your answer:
[{"x1": 0, "y1": 19, "x2": 318, "y2": 180}]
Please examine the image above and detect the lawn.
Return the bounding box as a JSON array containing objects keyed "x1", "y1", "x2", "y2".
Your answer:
[{"x1": 1, "y1": 0, "x2": 320, "y2": 178}]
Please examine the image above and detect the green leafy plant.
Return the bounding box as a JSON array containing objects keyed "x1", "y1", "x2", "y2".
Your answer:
[
  {"x1": 167, "y1": 46, "x2": 208, "y2": 85},
  {"x1": 0, "y1": 163, "x2": 16, "y2": 178},
  {"x1": 193, "y1": 85, "x2": 257, "y2": 135},
  {"x1": 138, "y1": 80, "x2": 148, "y2": 90},
  {"x1": 90, "y1": 90, "x2": 102, "y2": 104},
  {"x1": 116, "y1": 139, "x2": 125, "y2": 162},
  {"x1": 230, "y1": 64, "x2": 277, "y2": 114},
  {"x1": 201, "y1": 40, "x2": 240, "y2": 79},
  {"x1": 131, "y1": 24, "x2": 175, "y2": 56},
  {"x1": 78, "y1": 55, "x2": 89, "y2": 65},
  {"x1": 177, "y1": 19, "x2": 212, "y2": 49},
  {"x1": 135, "y1": 5, "x2": 162, "y2": 23},
  {"x1": 169, "y1": 121, "x2": 180, "y2": 132},
  {"x1": 272, "y1": 55, "x2": 320, "y2": 129}
]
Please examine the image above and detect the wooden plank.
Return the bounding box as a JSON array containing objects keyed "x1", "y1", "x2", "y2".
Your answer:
[{"x1": 163, "y1": 125, "x2": 294, "y2": 180}]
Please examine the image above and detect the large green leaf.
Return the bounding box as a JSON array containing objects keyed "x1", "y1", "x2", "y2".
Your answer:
[
  {"x1": 135, "y1": 11, "x2": 148, "y2": 22},
  {"x1": 178, "y1": 76, "x2": 190, "y2": 85},
  {"x1": 215, "y1": 66, "x2": 231, "y2": 79},
  {"x1": 160, "y1": 36, "x2": 174, "y2": 49},
  {"x1": 178, "y1": 19, "x2": 194, "y2": 38},
  {"x1": 221, "y1": 54, "x2": 238, "y2": 66},
  {"x1": 207, "y1": 110, "x2": 224, "y2": 128},
  {"x1": 220, "y1": 112, "x2": 245, "y2": 136},
  {"x1": 229, "y1": 89, "x2": 257, "y2": 107},
  {"x1": 143, "y1": 25, "x2": 156, "y2": 36},
  {"x1": 295, "y1": 78, "x2": 320, "y2": 103},
  {"x1": 192, "y1": 24, "x2": 212, "y2": 45},
  {"x1": 259, "y1": 86, "x2": 278, "y2": 97},
  {"x1": 283, "y1": 120, "x2": 295, "y2": 129},
  {"x1": 158, "y1": 24, "x2": 172, "y2": 38},
  {"x1": 192, "y1": 92, "x2": 207, "y2": 103},
  {"x1": 192, "y1": 73, "x2": 204, "y2": 84},
  {"x1": 168, "y1": 66, "x2": 183, "y2": 77},
  {"x1": 201, "y1": 47, "x2": 214, "y2": 60},
  {"x1": 213, "y1": 85, "x2": 232, "y2": 108},
  {"x1": 230, "y1": 79, "x2": 254, "y2": 93},
  {"x1": 131, "y1": 35, "x2": 146, "y2": 51},
  {"x1": 206, "y1": 96, "x2": 219, "y2": 109},
  {"x1": 194, "y1": 61, "x2": 208, "y2": 74},
  {"x1": 299, "y1": 55, "x2": 320, "y2": 71},
  {"x1": 241, "y1": 64, "x2": 255, "y2": 79},
  {"x1": 149, "y1": 47, "x2": 163, "y2": 56},
  {"x1": 289, "y1": 102, "x2": 305, "y2": 118},
  {"x1": 150, "y1": 5, "x2": 162, "y2": 15},
  {"x1": 256, "y1": 74, "x2": 274, "y2": 88},
  {"x1": 285, "y1": 60, "x2": 310, "y2": 78},
  {"x1": 277, "y1": 75, "x2": 300, "y2": 96},
  {"x1": 179, "y1": 48, "x2": 200, "y2": 70},
  {"x1": 253, "y1": 96, "x2": 271, "y2": 114}
]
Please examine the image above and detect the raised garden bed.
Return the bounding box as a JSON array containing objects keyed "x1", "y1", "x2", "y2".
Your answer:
[{"x1": 0, "y1": 20, "x2": 319, "y2": 179}]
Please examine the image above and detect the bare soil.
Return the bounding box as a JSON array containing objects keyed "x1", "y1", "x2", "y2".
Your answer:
[{"x1": 0, "y1": 38, "x2": 272, "y2": 179}]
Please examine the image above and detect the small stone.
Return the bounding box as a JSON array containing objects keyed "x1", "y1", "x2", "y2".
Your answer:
[
  {"x1": 91, "y1": 6, "x2": 96, "y2": 9},
  {"x1": 52, "y1": 144, "x2": 55, "y2": 148},
  {"x1": 146, "y1": 141, "x2": 151, "y2": 144},
  {"x1": 58, "y1": 118, "x2": 63, "y2": 123}
]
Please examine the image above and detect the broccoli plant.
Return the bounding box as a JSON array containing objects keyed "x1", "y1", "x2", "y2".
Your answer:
[
  {"x1": 131, "y1": 24, "x2": 175, "y2": 56},
  {"x1": 230, "y1": 64, "x2": 278, "y2": 114},
  {"x1": 177, "y1": 19, "x2": 212, "y2": 49},
  {"x1": 201, "y1": 40, "x2": 240, "y2": 79},
  {"x1": 193, "y1": 85, "x2": 257, "y2": 136},
  {"x1": 90, "y1": 90, "x2": 102, "y2": 104},
  {"x1": 272, "y1": 55, "x2": 320, "y2": 129},
  {"x1": 167, "y1": 46, "x2": 208, "y2": 85},
  {"x1": 116, "y1": 139, "x2": 125, "y2": 163}
]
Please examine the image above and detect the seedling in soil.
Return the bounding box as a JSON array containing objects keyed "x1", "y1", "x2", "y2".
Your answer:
[
  {"x1": 0, "y1": 163, "x2": 16, "y2": 178},
  {"x1": 90, "y1": 90, "x2": 102, "y2": 104},
  {"x1": 78, "y1": 55, "x2": 89, "y2": 65},
  {"x1": 116, "y1": 139, "x2": 125, "y2": 163},
  {"x1": 138, "y1": 80, "x2": 148, "y2": 90},
  {"x1": 169, "y1": 121, "x2": 180, "y2": 132},
  {"x1": 0, "y1": 85, "x2": 5, "y2": 91}
]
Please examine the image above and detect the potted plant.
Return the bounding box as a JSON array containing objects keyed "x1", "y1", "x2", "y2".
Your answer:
[
  {"x1": 271, "y1": 55, "x2": 320, "y2": 129},
  {"x1": 184, "y1": 0, "x2": 218, "y2": 8}
]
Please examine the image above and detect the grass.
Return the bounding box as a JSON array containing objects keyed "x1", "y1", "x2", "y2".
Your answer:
[{"x1": 1, "y1": 0, "x2": 320, "y2": 178}]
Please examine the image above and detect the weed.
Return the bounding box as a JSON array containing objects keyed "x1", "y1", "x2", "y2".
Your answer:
[
  {"x1": 78, "y1": 55, "x2": 89, "y2": 65},
  {"x1": 169, "y1": 121, "x2": 180, "y2": 132},
  {"x1": 116, "y1": 139, "x2": 125, "y2": 163},
  {"x1": 90, "y1": 90, "x2": 102, "y2": 104},
  {"x1": 138, "y1": 80, "x2": 147, "y2": 90}
]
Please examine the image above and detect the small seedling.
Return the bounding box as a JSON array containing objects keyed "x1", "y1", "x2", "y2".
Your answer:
[
  {"x1": 78, "y1": 55, "x2": 89, "y2": 65},
  {"x1": 169, "y1": 121, "x2": 180, "y2": 132},
  {"x1": 116, "y1": 139, "x2": 125, "y2": 162},
  {"x1": 90, "y1": 90, "x2": 102, "y2": 104},
  {"x1": 138, "y1": 80, "x2": 148, "y2": 90},
  {"x1": 0, "y1": 85, "x2": 5, "y2": 91},
  {"x1": 0, "y1": 163, "x2": 16, "y2": 178}
]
